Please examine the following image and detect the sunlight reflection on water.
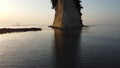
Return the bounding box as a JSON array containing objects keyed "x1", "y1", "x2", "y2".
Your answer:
[{"x1": 0, "y1": 26, "x2": 120, "y2": 68}]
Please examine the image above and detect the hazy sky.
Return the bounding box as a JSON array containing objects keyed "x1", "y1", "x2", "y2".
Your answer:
[{"x1": 0, "y1": 0, "x2": 120, "y2": 26}]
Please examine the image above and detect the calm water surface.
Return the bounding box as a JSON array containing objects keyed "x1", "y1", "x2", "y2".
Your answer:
[{"x1": 0, "y1": 26, "x2": 120, "y2": 68}]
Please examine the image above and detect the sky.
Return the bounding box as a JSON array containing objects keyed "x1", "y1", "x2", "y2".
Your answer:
[{"x1": 0, "y1": 0, "x2": 120, "y2": 26}]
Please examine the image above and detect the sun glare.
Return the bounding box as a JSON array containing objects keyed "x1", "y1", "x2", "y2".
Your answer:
[{"x1": 0, "y1": 0, "x2": 10, "y2": 18}]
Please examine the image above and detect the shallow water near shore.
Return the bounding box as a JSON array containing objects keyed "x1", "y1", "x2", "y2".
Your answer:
[{"x1": 0, "y1": 25, "x2": 120, "y2": 68}]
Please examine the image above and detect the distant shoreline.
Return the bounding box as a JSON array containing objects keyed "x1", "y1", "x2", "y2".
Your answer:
[{"x1": 0, "y1": 28, "x2": 42, "y2": 34}]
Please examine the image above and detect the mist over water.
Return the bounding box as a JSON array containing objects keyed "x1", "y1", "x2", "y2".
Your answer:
[{"x1": 0, "y1": 25, "x2": 120, "y2": 68}]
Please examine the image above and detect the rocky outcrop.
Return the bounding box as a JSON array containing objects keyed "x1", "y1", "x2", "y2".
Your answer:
[
  {"x1": 0, "y1": 28, "x2": 41, "y2": 34},
  {"x1": 51, "y1": 0, "x2": 83, "y2": 29}
]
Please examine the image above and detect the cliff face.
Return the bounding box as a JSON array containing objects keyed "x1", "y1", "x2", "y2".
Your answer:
[
  {"x1": 52, "y1": 0, "x2": 63, "y2": 28},
  {"x1": 51, "y1": 0, "x2": 83, "y2": 29}
]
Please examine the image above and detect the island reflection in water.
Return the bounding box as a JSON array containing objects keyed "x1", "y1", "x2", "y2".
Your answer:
[
  {"x1": 0, "y1": 26, "x2": 120, "y2": 68},
  {"x1": 53, "y1": 28, "x2": 82, "y2": 68}
]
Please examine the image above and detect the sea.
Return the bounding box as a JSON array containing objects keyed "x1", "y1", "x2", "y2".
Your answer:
[{"x1": 0, "y1": 25, "x2": 120, "y2": 68}]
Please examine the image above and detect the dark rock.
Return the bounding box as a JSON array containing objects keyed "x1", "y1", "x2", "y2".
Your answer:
[{"x1": 0, "y1": 28, "x2": 42, "y2": 34}]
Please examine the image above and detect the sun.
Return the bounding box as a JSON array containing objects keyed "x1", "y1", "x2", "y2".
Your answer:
[
  {"x1": 0, "y1": 0, "x2": 6, "y2": 13},
  {"x1": 0, "y1": 0, "x2": 10, "y2": 17}
]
